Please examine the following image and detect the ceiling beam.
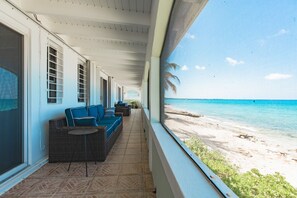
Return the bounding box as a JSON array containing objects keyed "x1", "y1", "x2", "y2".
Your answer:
[
  {"x1": 93, "y1": 59, "x2": 145, "y2": 67},
  {"x1": 102, "y1": 68, "x2": 143, "y2": 75},
  {"x1": 21, "y1": 0, "x2": 150, "y2": 26},
  {"x1": 100, "y1": 66, "x2": 144, "y2": 72},
  {"x1": 66, "y1": 37, "x2": 146, "y2": 53},
  {"x1": 44, "y1": 20, "x2": 148, "y2": 43},
  {"x1": 80, "y1": 49, "x2": 146, "y2": 61}
]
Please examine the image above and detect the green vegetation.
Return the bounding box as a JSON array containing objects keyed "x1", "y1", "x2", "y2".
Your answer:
[{"x1": 185, "y1": 137, "x2": 297, "y2": 198}]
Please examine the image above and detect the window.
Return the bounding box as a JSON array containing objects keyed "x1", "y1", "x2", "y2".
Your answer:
[
  {"x1": 77, "y1": 60, "x2": 87, "y2": 103},
  {"x1": 47, "y1": 40, "x2": 63, "y2": 103},
  {"x1": 161, "y1": 0, "x2": 297, "y2": 197}
]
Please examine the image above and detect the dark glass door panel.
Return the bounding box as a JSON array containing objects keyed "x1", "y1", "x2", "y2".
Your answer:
[
  {"x1": 0, "y1": 23, "x2": 23, "y2": 175},
  {"x1": 103, "y1": 79, "x2": 108, "y2": 108}
]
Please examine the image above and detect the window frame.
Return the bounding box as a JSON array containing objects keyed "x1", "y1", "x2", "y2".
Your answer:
[
  {"x1": 77, "y1": 59, "x2": 87, "y2": 103},
  {"x1": 159, "y1": 0, "x2": 237, "y2": 197},
  {"x1": 47, "y1": 40, "x2": 63, "y2": 104}
]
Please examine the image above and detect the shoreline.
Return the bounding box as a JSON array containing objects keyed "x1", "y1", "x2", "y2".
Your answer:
[{"x1": 164, "y1": 105, "x2": 297, "y2": 188}]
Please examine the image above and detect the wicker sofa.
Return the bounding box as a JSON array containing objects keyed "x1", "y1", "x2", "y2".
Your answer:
[
  {"x1": 115, "y1": 101, "x2": 131, "y2": 116},
  {"x1": 49, "y1": 104, "x2": 123, "y2": 162}
]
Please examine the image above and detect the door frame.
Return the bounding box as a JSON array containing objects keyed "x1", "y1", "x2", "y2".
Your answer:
[{"x1": 0, "y1": 10, "x2": 30, "y2": 182}]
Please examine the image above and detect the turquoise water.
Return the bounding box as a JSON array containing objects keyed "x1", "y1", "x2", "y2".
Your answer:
[
  {"x1": 0, "y1": 99, "x2": 18, "y2": 111},
  {"x1": 165, "y1": 98, "x2": 297, "y2": 137}
]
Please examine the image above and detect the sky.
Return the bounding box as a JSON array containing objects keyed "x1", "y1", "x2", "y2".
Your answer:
[{"x1": 165, "y1": 0, "x2": 297, "y2": 99}]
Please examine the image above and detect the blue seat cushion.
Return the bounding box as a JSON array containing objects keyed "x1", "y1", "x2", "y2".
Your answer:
[
  {"x1": 74, "y1": 117, "x2": 97, "y2": 126},
  {"x1": 100, "y1": 116, "x2": 121, "y2": 125},
  {"x1": 98, "y1": 120, "x2": 119, "y2": 128},
  {"x1": 105, "y1": 108, "x2": 115, "y2": 117},
  {"x1": 96, "y1": 105, "x2": 105, "y2": 120},
  {"x1": 97, "y1": 122, "x2": 117, "y2": 138}
]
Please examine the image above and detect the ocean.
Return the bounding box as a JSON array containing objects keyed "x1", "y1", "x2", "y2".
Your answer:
[
  {"x1": 0, "y1": 99, "x2": 18, "y2": 111},
  {"x1": 165, "y1": 98, "x2": 297, "y2": 138}
]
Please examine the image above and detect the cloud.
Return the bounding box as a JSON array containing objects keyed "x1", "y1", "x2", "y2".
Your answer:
[
  {"x1": 225, "y1": 57, "x2": 245, "y2": 66},
  {"x1": 258, "y1": 29, "x2": 289, "y2": 46},
  {"x1": 195, "y1": 65, "x2": 206, "y2": 70},
  {"x1": 185, "y1": 33, "x2": 196, "y2": 39},
  {"x1": 264, "y1": 73, "x2": 292, "y2": 80},
  {"x1": 270, "y1": 29, "x2": 289, "y2": 38},
  {"x1": 181, "y1": 65, "x2": 189, "y2": 71}
]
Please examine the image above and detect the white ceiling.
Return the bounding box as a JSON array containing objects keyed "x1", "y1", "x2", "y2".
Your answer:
[{"x1": 18, "y1": 0, "x2": 152, "y2": 88}]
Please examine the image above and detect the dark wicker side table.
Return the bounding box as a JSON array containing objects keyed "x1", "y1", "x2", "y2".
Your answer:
[{"x1": 67, "y1": 128, "x2": 98, "y2": 177}]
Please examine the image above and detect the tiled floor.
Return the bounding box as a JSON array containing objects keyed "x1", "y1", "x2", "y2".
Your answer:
[{"x1": 2, "y1": 109, "x2": 155, "y2": 198}]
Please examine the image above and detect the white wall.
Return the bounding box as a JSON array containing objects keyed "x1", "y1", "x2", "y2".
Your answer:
[
  {"x1": 111, "y1": 81, "x2": 122, "y2": 106},
  {"x1": 0, "y1": 0, "x2": 89, "y2": 190}
]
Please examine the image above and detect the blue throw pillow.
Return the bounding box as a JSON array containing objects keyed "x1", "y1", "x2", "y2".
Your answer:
[
  {"x1": 74, "y1": 117, "x2": 97, "y2": 126},
  {"x1": 97, "y1": 105, "x2": 105, "y2": 120},
  {"x1": 105, "y1": 109, "x2": 115, "y2": 117},
  {"x1": 88, "y1": 106, "x2": 99, "y2": 121}
]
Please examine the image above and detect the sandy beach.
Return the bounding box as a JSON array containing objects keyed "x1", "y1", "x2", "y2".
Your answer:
[{"x1": 164, "y1": 105, "x2": 297, "y2": 188}]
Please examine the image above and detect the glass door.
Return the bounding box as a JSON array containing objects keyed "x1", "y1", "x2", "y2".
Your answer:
[{"x1": 0, "y1": 23, "x2": 24, "y2": 178}]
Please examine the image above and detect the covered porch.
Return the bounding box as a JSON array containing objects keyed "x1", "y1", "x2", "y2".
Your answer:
[{"x1": 2, "y1": 109, "x2": 155, "y2": 197}]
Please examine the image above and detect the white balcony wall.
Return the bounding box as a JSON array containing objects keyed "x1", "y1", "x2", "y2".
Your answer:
[{"x1": 0, "y1": 0, "x2": 97, "y2": 192}]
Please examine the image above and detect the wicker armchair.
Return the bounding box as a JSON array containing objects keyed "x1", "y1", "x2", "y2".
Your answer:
[{"x1": 115, "y1": 101, "x2": 131, "y2": 116}]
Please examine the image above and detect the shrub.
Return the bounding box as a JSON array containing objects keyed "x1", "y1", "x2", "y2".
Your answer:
[{"x1": 185, "y1": 137, "x2": 297, "y2": 198}]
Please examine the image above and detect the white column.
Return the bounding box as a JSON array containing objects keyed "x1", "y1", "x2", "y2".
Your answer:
[
  {"x1": 88, "y1": 61, "x2": 97, "y2": 105},
  {"x1": 149, "y1": 56, "x2": 160, "y2": 122},
  {"x1": 95, "y1": 66, "x2": 101, "y2": 104},
  {"x1": 141, "y1": 81, "x2": 148, "y2": 108},
  {"x1": 107, "y1": 76, "x2": 112, "y2": 108}
]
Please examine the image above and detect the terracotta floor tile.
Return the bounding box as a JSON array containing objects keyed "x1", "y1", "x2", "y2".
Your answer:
[
  {"x1": 84, "y1": 192, "x2": 115, "y2": 198},
  {"x1": 127, "y1": 144, "x2": 141, "y2": 149},
  {"x1": 48, "y1": 165, "x2": 70, "y2": 177},
  {"x1": 105, "y1": 155, "x2": 124, "y2": 164},
  {"x1": 57, "y1": 177, "x2": 92, "y2": 194},
  {"x1": 28, "y1": 165, "x2": 57, "y2": 178},
  {"x1": 87, "y1": 176, "x2": 118, "y2": 193},
  {"x1": 4, "y1": 178, "x2": 41, "y2": 197},
  {"x1": 95, "y1": 164, "x2": 120, "y2": 176},
  {"x1": 120, "y1": 164, "x2": 142, "y2": 175},
  {"x1": 110, "y1": 148, "x2": 126, "y2": 155},
  {"x1": 143, "y1": 174, "x2": 154, "y2": 190},
  {"x1": 142, "y1": 164, "x2": 151, "y2": 174},
  {"x1": 117, "y1": 175, "x2": 144, "y2": 191},
  {"x1": 122, "y1": 155, "x2": 142, "y2": 164},
  {"x1": 115, "y1": 191, "x2": 144, "y2": 198},
  {"x1": 113, "y1": 143, "x2": 127, "y2": 149},
  {"x1": 22, "y1": 178, "x2": 64, "y2": 197},
  {"x1": 53, "y1": 193, "x2": 85, "y2": 198},
  {"x1": 125, "y1": 148, "x2": 142, "y2": 155},
  {"x1": 68, "y1": 163, "x2": 98, "y2": 177}
]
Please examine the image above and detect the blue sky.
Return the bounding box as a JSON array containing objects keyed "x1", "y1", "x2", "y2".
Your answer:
[{"x1": 165, "y1": 0, "x2": 297, "y2": 99}]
